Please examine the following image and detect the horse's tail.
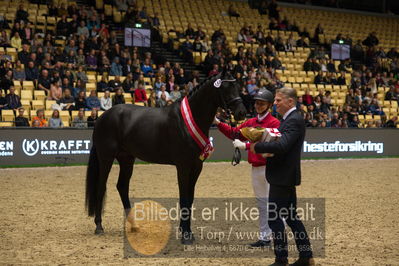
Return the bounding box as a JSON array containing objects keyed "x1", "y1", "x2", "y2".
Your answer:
[{"x1": 86, "y1": 144, "x2": 99, "y2": 216}]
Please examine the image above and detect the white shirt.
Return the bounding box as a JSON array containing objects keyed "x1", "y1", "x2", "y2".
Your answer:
[
  {"x1": 101, "y1": 97, "x2": 112, "y2": 110},
  {"x1": 257, "y1": 112, "x2": 269, "y2": 122},
  {"x1": 157, "y1": 90, "x2": 170, "y2": 101},
  {"x1": 283, "y1": 106, "x2": 297, "y2": 120}
]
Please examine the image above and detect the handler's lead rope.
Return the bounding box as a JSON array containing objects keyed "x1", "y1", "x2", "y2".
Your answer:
[{"x1": 231, "y1": 147, "x2": 241, "y2": 166}]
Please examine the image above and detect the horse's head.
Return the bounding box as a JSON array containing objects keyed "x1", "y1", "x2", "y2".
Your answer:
[{"x1": 213, "y1": 70, "x2": 247, "y2": 121}]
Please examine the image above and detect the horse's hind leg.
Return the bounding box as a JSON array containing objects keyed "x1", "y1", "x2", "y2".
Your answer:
[
  {"x1": 116, "y1": 153, "x2": 136, "y2": 227},
  {"x1": 94, "y1": 158, "x2": 114, "y2": 234}
]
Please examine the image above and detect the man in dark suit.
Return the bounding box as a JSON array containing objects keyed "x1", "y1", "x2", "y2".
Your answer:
[{"x1": 234, "y1": 87, "x2": 314, "y2": 266}]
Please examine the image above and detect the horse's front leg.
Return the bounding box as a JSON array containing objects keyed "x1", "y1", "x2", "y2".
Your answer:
[{"x1": 176, "y1": 162, "x2": 203, "y2": 245}]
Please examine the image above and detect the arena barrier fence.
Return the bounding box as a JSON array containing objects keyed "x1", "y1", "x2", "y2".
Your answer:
[{"x1": 0, "y1": 128, "x2": 398, "y2": 167}]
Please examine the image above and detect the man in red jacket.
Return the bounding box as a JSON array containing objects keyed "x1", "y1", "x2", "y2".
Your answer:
[{"x1": 215, "y1": 89, "x2": 280, "y2": 247}]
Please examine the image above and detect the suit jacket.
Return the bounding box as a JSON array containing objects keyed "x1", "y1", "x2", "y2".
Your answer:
[{"x1": 254, "y1": 110, "x2": 305, "y2": 187}]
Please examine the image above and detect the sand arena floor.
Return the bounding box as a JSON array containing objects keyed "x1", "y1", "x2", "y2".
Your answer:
[{"x1": 0, "y1": 159, "x2": 398, "y2": 265}]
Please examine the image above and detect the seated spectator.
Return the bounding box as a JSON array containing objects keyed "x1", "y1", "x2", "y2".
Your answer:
[
  {"x1": 208, "y1": 64, "x2": 219, "y2": 77},
  {"x1": 75, "y1": 90, "x2": 87, "y2": 110},
  {"x1": 369, "y1": 98, "x2": 384, "y2": 115},
  {"x1": 56, "y1": 15, "x2": 69, "y2": 37},
  {"x1": 86, "y1": 49, "x2": 97, "y2": 70},
  {"x1": 327, "y1": 59, "x2": 336, "y2": 73},
  {"x1": 166, "y1": 75, "x2": 177, "y2": 92},
  {"x1": 385, "y1": 86, "x2": 398, "y2": 101},
  {"x1": 194, "y1": 26, "x2": 206, "y2": 40},
  {"x1": 271, "y1": 55, "x2": 283, "y2": 70},
  {"x1": 99, "y1": 51, "x2": 111, "y2": 74},
  {"x1": 100, "y1": 90, "x2": 112, "y2": 111},
  {"x1": 32, "y1": 119, "x2": 41, "y2": 127},
  {"x1": 300, "y1": 27, "x2": 311, "y2": 39},
  {"x1": 113, "y1": 88, "x2": 126, "y2": 106},
  {"x1": 153, "y1": 76, "x2": 165, "y2": 93},
  {"x1": 337, "y1": 72, "x2": 347, "y2": 85},
  {"x1": 13, "y1": 61, "x2": 25, "y2": 81},
  {"x1": 38, "y1": 69, "x2": 51, "y2": 95},
  {"x1": 302, "y1": 89, "x2": 313, "y2": 106},
  {"x1": 228, "y1": 4, "x2": 240, "y2": 17},
  {"x1": 0, "y1": 89, "x2": 7, "y2": 111},
  {"x1": 5, "y1": 86, "x2": 21, "y2": 111},
  {"x1": 57, "y1": 3, "x2": 68, "y2": 17},
  {"x1": 348, "y1": 115, "x2": 360, "y2": 128},
  {"x1": 285, "y1": 33, "x2": 296, "y2": 51},
  {"x1": 338, "y1": 59, "x2": 351, "y2": 72},
  {"x1": 110, "y1": 57, "x2": 123, "y2": 76},
  {"x1": 303, "y1": 58, "x2": 313, "y2": 72},
  {"x1": 87, "y1": 109, "x2": 98, "y2": 128},
  {"x1": 134, "y1": 83, "x2": 148, "y2": 104},
  {"x1": 157, "y1": 85, "x2": 171, "y2": 107},
  {"x1": 385, "y1": 116, "x2": 398, "y2": 128},
  {"x1": 72, "y1": 109, "x2": 87, "y2": 128},
  {"x1": 147, "y1": 90, "x2": 157, "y2": 107},
  {"x1": 237, "y1": 29, "x2": 247, "y2": 43},
  {"x1": 141, "y1": 58, "x2": 154, "y2": 77},
  {"x1": 14, "y1": 107, "x2": 29, "y2": 127},
  {"x1": 246, "y1": 78, "x2": 259, "y2": 96},
  {"x1": 71, "y1": 79, "x2": 85, "y2": 99},
  {"x1": 274, "y1": 34, "x2": 285, "y2": 51},
  {"x1": 170, "y1": 86, "x2": 182, "y2": 102},
  {"x1": 108, "y1": 76, "x2": 122, "y2": 92},
  {"x1": 77, "y1": 21, "x2": 89, "y2": 39},
  {"x1": 362, "y1": 32, "x2": 379, "y2": 47},
  {"x1": 365, "y1": 120, "x2": 375, "y2": 128},
  {"x1": 86, "y1": 90, "x2": 101, "y2": 110},
  {"x1": 122, "y1": 73, "x2": 135, "y2": 95},
  {"x1": 58, "y1": 89, "x2": 75, "y2": 111},
  {"x1": 192, "y1": 36, "x2": 203, "y2": 52},
  {"x1": 15, "y1": 4, "x2": 29, "y2": 23},
  {"x1": 49, "y1": 109, "x2": 63, "y2": 128},
  {"x1": 97, "y1": 74, "x2": 109, "y2": 92},
  {"x1": 0, "y1": 70, "x2": 14, "y2": 95},
  {"x1": 11, "y1": 32, "x2": 22, "y2": 50},
  {"x1": 76, "y1": 66, "x2": 88, "y2": 83},
  {"x1": 312, "y1": 58, "x2": 321, "y2": 72},
  {"x1": 175, "y1": 68, "x2": 187, "y2": 86},
  {"x1": 61, "y1": 77, "x2": 73, "y2": 92},
  {"x1": 32, "y1": 109, "x2": 47, "y2": 127},
  {"x1": 65, "y1": 49, "x2": 77, "y2": 66},
  {"x1": 313, "y1": 23, "x2": 324, "y2": 44},
  {"x1": 138, "y1": 6, "x2": 148, "y2": 21},
  {"x1": 185, "y1": 23, "x2": 195, "y2": 39},
  {"x1": 180, "y1": 37, "x2": 194, "y2": 64},
  {"x1": 25, "y1": 61, "x2": 39, "y2": 82},
  {"x1": 48, "y1": 80, "x2": 63, "y2": 101},
  {"x1": 296, "y1": 36, "x2": 309, "y2": 47},
  {"x1": 122, "y1": 58, "x2": 133, "y2": 76},
  {"x1": 314, "y1": 71, "x2": 326, "y2": 84}
]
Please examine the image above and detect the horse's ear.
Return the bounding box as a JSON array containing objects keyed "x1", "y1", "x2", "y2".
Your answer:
[{"x1": 220, "y1": 67, "x2": 226, "y2": 79}]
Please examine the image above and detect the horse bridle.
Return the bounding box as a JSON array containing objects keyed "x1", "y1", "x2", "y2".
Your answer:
[
  {"x1": 215, "y1": 78, "x2": 243, "y2": 116},
  {"x1": 214, "y1": 78, "x2": 243, "y2": 166}
]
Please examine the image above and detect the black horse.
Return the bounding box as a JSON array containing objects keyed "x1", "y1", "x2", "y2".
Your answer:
[{"x1": 85, "y1": 70, "x2": 246, "y2": 244}]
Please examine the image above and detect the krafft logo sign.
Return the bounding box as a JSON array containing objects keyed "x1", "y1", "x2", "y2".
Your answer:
[
  {"x1": 22, "y1": 139, "x2": 91, "y2": 156},
  {"x1": 0, "y1": 141, "x2": 14, "y2": 157}
]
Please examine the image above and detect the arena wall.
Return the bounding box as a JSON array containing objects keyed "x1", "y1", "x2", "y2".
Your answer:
[{"x1": 0, "y1": 129, "x2": 398, "y2": 167}]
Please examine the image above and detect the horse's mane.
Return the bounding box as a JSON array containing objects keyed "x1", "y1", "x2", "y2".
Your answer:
[{"x1": 187, "y1": 75, "x2": 215, "y2": 98}]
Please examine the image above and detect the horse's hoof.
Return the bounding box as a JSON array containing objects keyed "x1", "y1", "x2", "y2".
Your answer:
[
  {"x1": 181, "y1": 232, "x2": 195, "y2": 245},
  {"x1": 94, "y1": 228, "x2": 104, "y2": 235},
  {"x1": 130, "y1": 226, "x2": 139, "y2": 232}
]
